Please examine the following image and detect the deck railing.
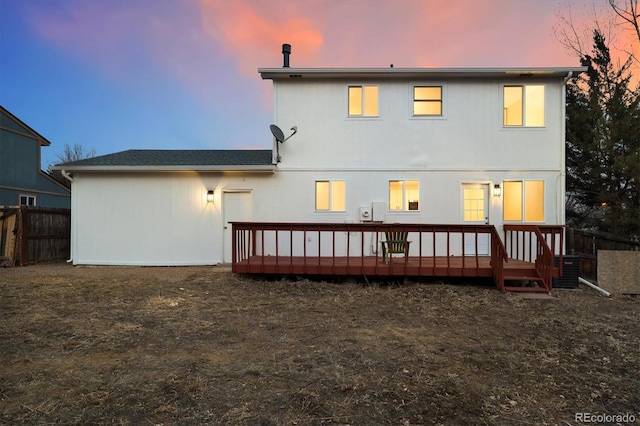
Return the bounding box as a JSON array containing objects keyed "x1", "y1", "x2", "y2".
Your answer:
[
  {"x1": 504, "y1": 224, "x2": 563, "y2": 291},
  {"x1": 490, "y1": 226, "x2": 509, "y2": 292},
  {"x1": 232, "y1": 222, "x2": 506, "y2": 278}
]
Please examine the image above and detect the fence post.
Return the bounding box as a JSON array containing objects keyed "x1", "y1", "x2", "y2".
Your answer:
[{"x1": 18, "y1": 207, "x2": 28, "y2": 266}]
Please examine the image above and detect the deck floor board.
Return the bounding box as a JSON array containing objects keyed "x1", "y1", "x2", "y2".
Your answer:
[{"x1": 233, "y1": 255, "x2": 535, "y2": 278}]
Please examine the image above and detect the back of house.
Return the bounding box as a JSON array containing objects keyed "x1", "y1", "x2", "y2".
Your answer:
[{"x1": 55, "y1": 47, "x2": 584, "y2": 266}]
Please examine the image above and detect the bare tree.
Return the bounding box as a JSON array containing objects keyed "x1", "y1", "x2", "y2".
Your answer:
[
  {"x1": 554, "y1": 1, "x2": 615, "y2": 58},
  {"x1": 555, "y1": 0, "x2": 639, "y2": 69},
  {"x1": 609, "y1": 0, "x2": 640, "y2": 43},
  {"x1": 609, "y1": 0, "x2": 640, "y2": 64},
  {"x1": 47, "y1": 144, "x2": 97, "y2": 187},
  {"x1": 51, "y1": 143, "x2": 97, "y2": 167}
]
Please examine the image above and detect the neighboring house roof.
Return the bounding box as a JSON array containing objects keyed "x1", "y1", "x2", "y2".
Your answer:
[
  {"x1": 259, "y1": 67, "x2": 587, "y2": 80},
  {"x1": 1, "y1": 105, "x2": 71, "y2": 199},
  {"x1": 0, "y1": 105, "x2": 52, "y2": 147},
  {"x1": 54, "y1": 149, "x2": 275, "y2": 172}
]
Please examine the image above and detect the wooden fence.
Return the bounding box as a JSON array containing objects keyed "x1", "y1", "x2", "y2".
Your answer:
[
  {"x1": 0, "y1": 206, "x2": 71, "y2": 266},
  {"x1": 566, "y1": 228, "x2": 640, "y2": 282}
]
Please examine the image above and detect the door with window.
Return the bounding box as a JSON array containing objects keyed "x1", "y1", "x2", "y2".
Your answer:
[
  {"x1": 462, "y1": 184, "x2": 489, "y2": 255},
  {"x1": 223, "y1": 191, "x2": 253, "y2": 263}
]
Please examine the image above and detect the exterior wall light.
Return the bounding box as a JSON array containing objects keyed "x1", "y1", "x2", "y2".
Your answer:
[
  {"x1": 206, "y1": 190, "x2": 215, "y2": 203},
  {"x1": 493, "y1": 184, "x2": 502, "y2": 197}
]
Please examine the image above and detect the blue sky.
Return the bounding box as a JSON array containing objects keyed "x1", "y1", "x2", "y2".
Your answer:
[{"x1": 1, "y1": 0, "x2": 613, "y2": 170}]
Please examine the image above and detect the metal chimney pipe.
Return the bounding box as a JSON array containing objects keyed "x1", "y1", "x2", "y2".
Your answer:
[{"x1": 282, "y1": 44, "x2": 291, "y2": 68}]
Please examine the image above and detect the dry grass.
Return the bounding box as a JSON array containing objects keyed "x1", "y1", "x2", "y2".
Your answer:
[{"x1": 0, "y1": 263, "x2": 638, "y2": 425}]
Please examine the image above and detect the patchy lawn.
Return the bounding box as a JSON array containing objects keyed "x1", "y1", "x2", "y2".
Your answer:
[{"x1": 0, "y1": 263, "x2": 638, "y2": 425}]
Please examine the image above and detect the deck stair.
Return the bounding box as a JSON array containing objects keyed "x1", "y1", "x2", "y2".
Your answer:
[
  {"x1": 502, "y1": 225, "x2": 564, "y2": 294},
  {"x1": 503, "y1": 260, "x2": 549, "y2": 293}
]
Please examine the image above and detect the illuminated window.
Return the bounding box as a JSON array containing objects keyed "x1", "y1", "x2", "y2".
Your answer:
[
  {"x1": 315, "y1": 180, "x2": 346, "y2": 211},
  {"x1": 19, "y1": 195, "x2": 36, "y2": 206},
  {"x1": 503, "y1": 180, "x2": 544, "y2": 221},
  {"x1": 389, "y1": 180, "x2": 419, "y2": 211},
  {"x1": 348, "y1": 85, "x2": 378, "y2": 117},
  {"x1": 503, "y1": 85, "x2": 545, "y2": 126},
  {"x1": 413, "y1": 86, "x2": 442, "y2": 116}
]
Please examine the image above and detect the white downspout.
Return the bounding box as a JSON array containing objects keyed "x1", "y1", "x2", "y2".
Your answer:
[
  {"x1": 559, "y1": 72, "x2": 573, "y2": 251},
  {"x1": 61, "y1": 169, "x2": 73, "y2": 182}
]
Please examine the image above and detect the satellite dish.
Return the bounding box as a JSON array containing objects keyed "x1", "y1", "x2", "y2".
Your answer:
[
  {"x1": 270, "y1": 124, "x2": 298, "y2": 163},
  {"x1": 269, "y1": 124, "x2": 297, "y2": 143},
  {"x1": 270, "y1": 124, "x2": 285, "y2": 143}
]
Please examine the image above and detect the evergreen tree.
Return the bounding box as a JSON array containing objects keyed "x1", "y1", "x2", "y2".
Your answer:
[{"x1": 566, "y1": 30, "x2": 640, "y2": 237}]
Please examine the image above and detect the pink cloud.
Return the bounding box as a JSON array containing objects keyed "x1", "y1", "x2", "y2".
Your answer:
[
  {"x1": 201, "y1": 0, "x2": 323, "y2": 73},
  {"x1": 25, "y1": 0, "x2": 639, "y2": 108},
  {"x1": 25, "y1": 1, "x2": 266, "y2": 109},
  {"x1": 197, "y1": 0, "x2": 581, "y2": 71}
]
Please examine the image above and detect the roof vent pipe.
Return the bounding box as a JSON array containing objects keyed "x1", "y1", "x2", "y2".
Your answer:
[{"x1": 282, "y1": 44, "x2": 291, "y2": 68}]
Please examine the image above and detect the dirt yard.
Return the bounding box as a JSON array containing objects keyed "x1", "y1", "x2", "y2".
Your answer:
[{"x1": 0, "y1": 263, "x2": 638, "y2": 425}]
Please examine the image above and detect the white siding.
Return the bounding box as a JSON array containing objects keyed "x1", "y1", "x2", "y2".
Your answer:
[
  {"x1": 274, "y1": 79, "x2": 564, "y2": 171},
  {"x1": 69, "y1": 74, "x2": 567, "y2": 265}
]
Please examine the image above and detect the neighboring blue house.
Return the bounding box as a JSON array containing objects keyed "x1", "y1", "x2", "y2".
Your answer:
[{"x1": 0, "y1": 106, "x2": 70, "y2": 208}]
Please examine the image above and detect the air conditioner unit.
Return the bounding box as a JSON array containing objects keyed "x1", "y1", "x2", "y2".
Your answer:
[{"x1": 360, "y1": 206, "x2": 372, "y2": 221}]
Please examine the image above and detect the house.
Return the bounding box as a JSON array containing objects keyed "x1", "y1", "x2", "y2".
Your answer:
[
  {"x1": 0, "y1": 106, "x2": 71, "y2": 208},
  {"x1": 55, "y1": 47, "x2": 585, "y2": 276}
]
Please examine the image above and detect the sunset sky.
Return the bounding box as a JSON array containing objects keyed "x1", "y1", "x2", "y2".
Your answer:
[{"x1": 0, "y1": 0, "x2": 632, "y2": 169}]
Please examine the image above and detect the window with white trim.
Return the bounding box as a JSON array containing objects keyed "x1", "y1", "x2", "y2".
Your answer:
[
  {"x1": 413, "y1": 86, "x2": 442, "y2": 116},
  {"x1": 503, "y1": 84, "x2": 545, "y2": 127},
  {"x1": 503, "y1": 180, "x2": 544, "y2": 222},
  {"x1": 348, "y1": 85, "x2": 378, "y2": 117},
  {"x1": 315, "y1": 180, "x2": 346, "y2": 211},
  {"x1": 389, "y1": 180, "x2": 419, "y2": 211},
  {"x1": 19, "y1": 195, "x2": 36, "y2": 206}
]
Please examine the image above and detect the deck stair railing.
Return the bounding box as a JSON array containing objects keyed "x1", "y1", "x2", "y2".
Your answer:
[
  {"x1": 490, "y1": 226, "x2": 509, "y2": 292},
  {"x1": 503, "y1": 225, "x2": 563, "y2": 293}
]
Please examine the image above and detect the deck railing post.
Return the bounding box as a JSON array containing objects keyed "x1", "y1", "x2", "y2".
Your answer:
[
  {"x1": 251, "y1": 229, "x2": 256, "y2": 256},
  {"x1": 231, "y1": 223, "x2": 236, "y2": 269},
  {"x1": 303, "y1": 228, "x2": 307, "y2": 272},
  {"x1": 448, "y1": 227, "x2": 452, "y2": 271}
]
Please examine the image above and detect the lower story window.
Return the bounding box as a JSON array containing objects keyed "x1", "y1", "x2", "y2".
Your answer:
[
  {"x1": 19, "y1": 195, "x2": 36, "y2": 206},
  {"x1": 315, "y1": 180, "x2": 346, "y2": 211},
  {"x1": 503, "y1": 180, "x2": 544, "y2": 221},
  {"x1": 389, "y1": 180, "x2": 419, "y2": 211}
]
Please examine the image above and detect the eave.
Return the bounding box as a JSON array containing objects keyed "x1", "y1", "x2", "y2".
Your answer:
[
  {"x1": 259, "y1": 67, "x2": 588, "y2": 80},
  {"x1": 51, "y1": 165, "x2": 276, "y2": 173}
]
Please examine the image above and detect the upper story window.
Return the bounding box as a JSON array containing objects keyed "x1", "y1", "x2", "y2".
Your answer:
[
  {"x1": 503, "y1": 180, "x2": 544, "y2": 222},
  {"x1": 348, "y1": 85, "x2": 378, "y2": 117},
  {"x1": 413, "y1": 86, "x2": 442, "y2": 116},
  {"x1": 315, "y1": 180, "x2": 346, "y2": 211},
  {"x1": 503, "y1": 85, "x2": 545, "y2": 127},
  {"x1": 19, "y1": 195, "x2": 36, "y2": 206},
  {"x1": 389, "y1": 180, "x2": 419, "y2": 211}
]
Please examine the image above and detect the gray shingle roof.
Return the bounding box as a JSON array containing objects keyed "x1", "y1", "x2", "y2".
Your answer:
[{"x1": 56, "y1": 149, "x2": 274, "y2": 170}]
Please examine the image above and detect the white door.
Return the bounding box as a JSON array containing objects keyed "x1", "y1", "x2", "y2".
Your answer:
[
  {"x1": 223, "y1": 191, "x2": 253, "y2": 263},
  {"x1": 462, "y1": 184, "x2": 489, "y2": 255}
]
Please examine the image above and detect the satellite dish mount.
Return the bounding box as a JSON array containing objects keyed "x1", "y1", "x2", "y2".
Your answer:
[{"x1": 270, "y1": 124, "x2": 297, "y2": 162}]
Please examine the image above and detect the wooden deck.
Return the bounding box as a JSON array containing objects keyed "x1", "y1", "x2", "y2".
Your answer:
[{"x1": 231, "y1": 222, "x2": 564, "y2": 293}]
